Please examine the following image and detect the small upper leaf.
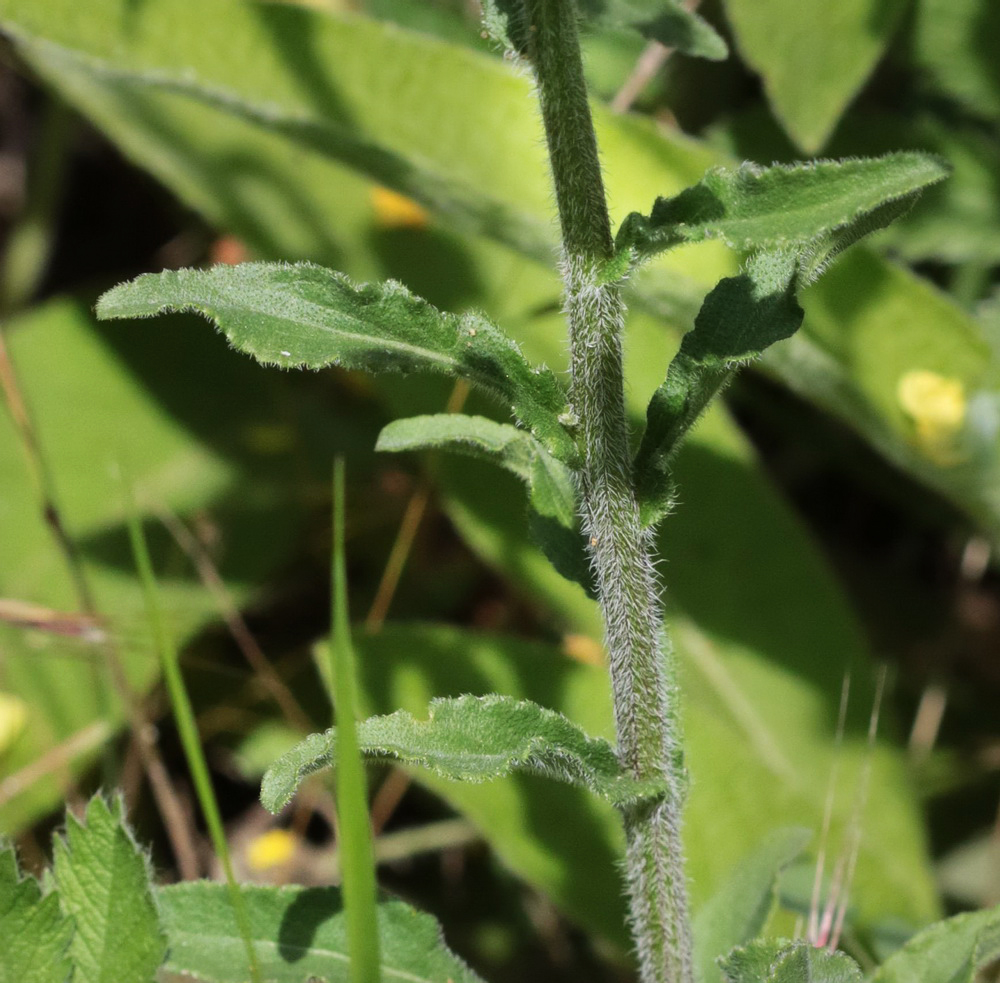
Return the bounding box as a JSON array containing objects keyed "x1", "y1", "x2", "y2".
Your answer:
[
  {"x1": 0, "y1": 845, "x2": 73, "y2": 983},
  {"x1": 377, "y1": 414, "x2": 595, "y2": 595},
  {"x1": 693, "y1": 828, "x2": 812, "y2": 983},
  {"x1": 720, "y1": 939, "x2": 863, "y2": 983},
  {"x1": 158, "y1": 881, "x2": 485, "y2": 983},
  {"x1": 870, "y1": 903, "x2": 1000, "y2": 983},
  {"x1": 261, "y1": 694, "x2": 665, "y2": 813},
  {"x1": 96, "y1": 262, "x2": 576, "y2": 463},
  {"x1": 634, "y1": 250, "x2": 803, "y2": 525},
  {"x1": 52, "y1": 795, "x2": 166, "y2": 983},
  {"x1": 577, "y1": 0, "x2": 727, "y2": 60},
  {"x1": 610, "y1": 154, "x2": 950, "y2": 278},
  {"x1": 481, "y1": 0, "x2": 726, "y2": 60}
]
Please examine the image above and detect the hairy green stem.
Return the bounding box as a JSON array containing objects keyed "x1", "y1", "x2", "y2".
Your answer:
[{"x1": 522, "y1": 2, "x2": 692, "y2": 980}]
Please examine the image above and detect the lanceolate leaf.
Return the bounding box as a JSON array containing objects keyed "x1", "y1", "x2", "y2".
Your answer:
[
  {"x1": 634, "y1": 250, "x2": 803, "y2": 524},
  {"x1": 377, "y1": 415, "x2": 595, "y2": 594},
  {"x1": 96, "y1": 263, "x2": 576, "y2": 463},
  {"x1": 719, "y1": 940, "x2": 863, "y2": 983},
  {"x1": 693, "y1": 828, "x2": 811, "y2": 983},
  {"x1": 0, "y1": 846, "x2": 73, "y2": 983},
  {"x1": 262, "y1": 694, "x2": 665, "y2": 813},
  {"x1": 52, "y1": 796, "x2": 166, "y2": 983},
  {"x1": 870, "y1": 904, "x2": 1000, "y2": 983},
  {"x1": 610, "y1": 154, "x2": 949, "y2": 279},
  {"x1": 157, "y1": 881, "x2": 485, "y2": 983}
]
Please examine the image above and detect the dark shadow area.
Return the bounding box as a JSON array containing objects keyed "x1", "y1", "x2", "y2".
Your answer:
[
  {"x1": 367, "y1": 225, "x2": 485, "y2": 314},
  {"x1": 277, "y1": 885, "x2": 344, "y2": 963}
]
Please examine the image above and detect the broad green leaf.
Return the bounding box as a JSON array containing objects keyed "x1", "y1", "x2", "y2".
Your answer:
[
  {"x1": 634, "y1": 250, "x2": 803, "y2": 524},
  {"x1": 0, "y1": 0, "x2": 942, "y2": 934},
  {"x1": 97, "y1": 263, "x2": 576, "y2": 462},
  {"x1": 157, "y1": 881, "x2": 484, "y2": 983},
  {"x1": 0, "y1": 296, "x2": 353, "y2": 833},
  {"x1": 0, "y1": 845, "x2": 73, "y2": 983},
  {"x1": 693, "y1": 828, "x2": 811, "y2": 983},
  {"x1": 610, "y1": 154, "x2": 949, "y2": 278},
  {"x1": 721, "y1": 0, "x2": 908, "y2": 152},
  {"x1": 912, "y1": 0, "x2": 1000, "y2": 123},
  {"x1": 719, "y1": 939, "x2": 863, "y2": 983},
  {"x1": 263, "y1": 694, "x2": 665, "y2": 812},
  {"x1": 481, "y1": 0, "x2": 726, "y2": 60},
  {"x1": 376, "y1": 414, "x2": 594, "y2": 593},
  {"x1": 871, "y1": 904, "x2": 1000, "y2": 983},
  {"x1": 52, "y1": 795, "x2": 166, "y2": 983}
]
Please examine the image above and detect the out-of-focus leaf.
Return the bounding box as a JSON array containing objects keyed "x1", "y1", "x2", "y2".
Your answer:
[
  {"x1": 721, "y1": 0, "x2": 908, "y2": 152},
  {"x1": 263, "y1": 694, "x2": 665, "y2": 812},
  {"x1": 0, "y1": 845, "x2": 73, "y2": 983},
  {"x1": 719, "y1": 939, "x2": 863, "y2": 983},
  {"x1": 52, "y1": 795, "x2": 166, "y2": 983},
  {"x1": 870, "y1": 904, "x2": 1000, "y2": 983},
  {"x1": 97, "y1": 264, "x2": 575, "y2": 462},
  {"x1": 693, "y1": 828, "x2": 811, "y2": 983},
  {"x1": 157, "y1": 881, "x2": 485, "y2": 983},
  {"x1": 912, "y1": 0, "x2": 1000, "y2": 123},
  {"x1": 0, "y1": 294, "x2": 378, "y2": 833}
]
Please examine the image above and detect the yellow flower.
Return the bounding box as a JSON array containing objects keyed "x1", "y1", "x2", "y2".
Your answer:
[
  {"x1": 247, "y1": 828, "x2": 297, "y2": 871},
  {"x1": 897, "y1": 370, "x2": 967, "y2": 465},
  {"x1": 370, "y1": 186, "x2": 429, "y2": 229},
  {"x1": 0, "y1": 692, "x2": 27, "y2": 757}
]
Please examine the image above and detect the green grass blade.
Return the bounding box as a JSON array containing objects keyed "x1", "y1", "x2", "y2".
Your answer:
[
  {"x1": 323, "y1": 458, "x2": 380, "y2": 983},
  {"x1": 124, "y1": 489, "x2": 262, "y2": 983}
]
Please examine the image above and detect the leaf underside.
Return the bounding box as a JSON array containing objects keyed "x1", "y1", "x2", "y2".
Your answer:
[
  {"x1": 377, "y1": 414, "x2": 595, "y2": 595},
  {"x1": 261, "y1": 694, "x2": 663, "y2": 813}
]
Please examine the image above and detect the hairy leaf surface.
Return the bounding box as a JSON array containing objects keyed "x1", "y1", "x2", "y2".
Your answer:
[
  {"x1": 0, "y1": 846, "x2": 73, "y2": 983},
  {"x1": 481, "y1": 0, "x2": 725, "y2": 59},
  {"x1": 52, "y1": 796, "x2": 166, "y2": 983},
  {"x1": 377, "y1": 414, "x2": 594, "y2": 593},
  {"x1": 158, "y1": 881, "x2": 484, "y2": 983},
  {"x1": 262, "y1": 694, "x2": 664, "y2": 812},
  {"x1": 693, "y1": 828, "x2": 811, "y2": 983},
  {"x1": 720, "y1": 939, "x2": 863, "y2": 983},
  {"x1": 97, "y1": 263, "x2": 575, "y2": 461},
  {"x1": 871, "y1": 904, "x2": 1000, "y2": 983},
  {"x1": 611, "y1": 154, "x2": 949, "y2": 277},
  {"x1": 635, "y1": 250, "x2": 803, "y2": 523}
]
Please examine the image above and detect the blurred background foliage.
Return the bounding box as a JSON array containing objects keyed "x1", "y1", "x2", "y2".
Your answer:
[{"x1": 0, "y1": 0, "x2": 998, "y2": 979}]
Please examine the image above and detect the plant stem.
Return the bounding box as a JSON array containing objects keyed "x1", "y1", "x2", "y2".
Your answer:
[{"x1": 522, "y1": 2, "x2": 693, "y2": 981}]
